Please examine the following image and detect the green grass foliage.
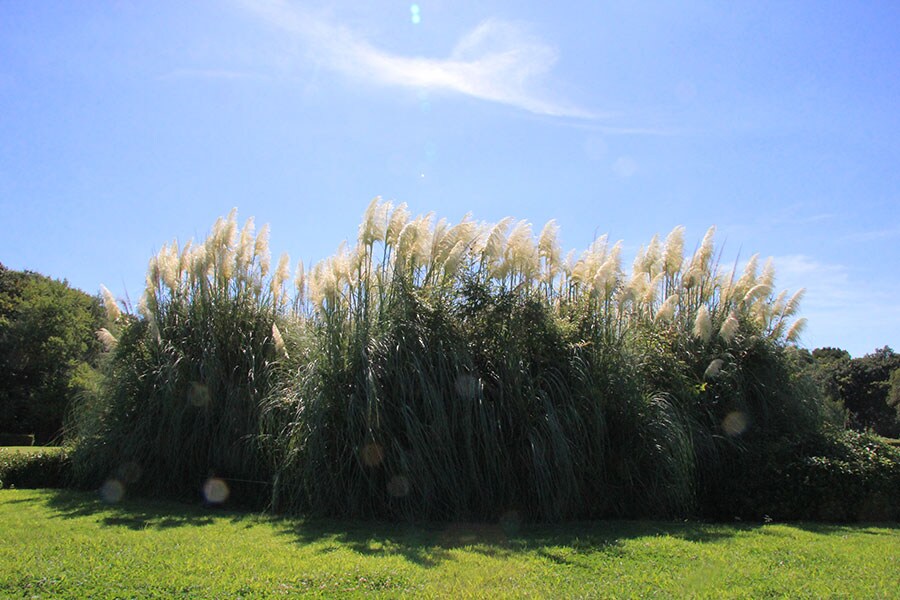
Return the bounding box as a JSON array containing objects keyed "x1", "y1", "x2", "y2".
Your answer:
[
  {"x1": 2, "y1": 489, "x2": 899, "y2": 598},
  {"x1": 69, "y1": 201, "x2": 900, "y2": 521}
]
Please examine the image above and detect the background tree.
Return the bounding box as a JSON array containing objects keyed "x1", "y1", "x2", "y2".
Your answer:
[
  {"x1": 0, "y1": 263, "x2": 103, "y2": 444},
  {"x1": 806, "y1": 346, "x2": 900, "y2": 438}
]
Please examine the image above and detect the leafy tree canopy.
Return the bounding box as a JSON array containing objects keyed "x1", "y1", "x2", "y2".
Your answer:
[{"x1": 0, "y1": 263, "x2": 103, "y2": 443}]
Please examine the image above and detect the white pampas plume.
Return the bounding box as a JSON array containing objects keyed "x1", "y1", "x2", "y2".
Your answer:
[
  {"x1": 442, "y1": 240, "x2": 467, "y2": 279},
  {"x1": 482, "y1": 217, "x2": 513, "y2": 269},
  {"x1": 758, "y1": 257, "x2": 775, "y2": 289},
  {"x1": 643, "y1": 271, "x2": 665, "y2": 305},
  {"x1": 783, "y1": 288, "x2": 805, "y2": 318},
  {"x1": 178, "y1": 240, "x2": 193, "y2": 276},
  {"x1": 538, "y1": 219, "x2": 561, "y2": 264},
  {"x1": 293, "y1": 259, "x2": 305, "y2": 306},
  {"x1": 96, "y1": 328, "x2": 118, "y2": 351},
  {"x1": 272, "y1": 323, "x2": 288, "y2": 358},
  {"x1": 236, "y1": 217, "x2": 256, "y2": 274},
  {"x1": 655, "y1": 293, "x2": 679, "y2": 323},
  {"x1": 641, "y1": 234, "x2": 662, "y2": 275},
  {"x1": 158, "y1": 244, "x2": 178, "y2": 291},
  {"x1": 663, "y1": 225, "x2": 685, "y2": 276},
  {"x1": 742, "y1": 283, "x2": 772, "y2": 305},
  {"x1": 358, "y1": 197, "x2": 388, "y2": 246},
  {"x1": 255, "y1": 223, "x2": 271, "y2": 277},
  {"x1": 100, "y1": 285, "x2": 121, "y2": 321},
  {"x1": 506, "y1": 220, "x2": 538, "y2": 280},
  {"x1": 688, "y1": 226, "x2": 716, "y2": 282},
  {"x1": 386, "y1": 203, "x2": 410, "y2": 248},
  {"x1": 412, "y1": 214, "x2": 434, "y2": 268},
  {"x1": 430, "y1": 217, "x2": 449, "y2": 264},
  {"x1": 271, "y1": 253, "x2": 291, "y2": 306},
  {"x1": 785, "y1": 317, "x2": 807, "y2": 343},
  {"x1": 693, "y1": 305, "x2": 712, "y2": 343},
  {"x1": 734, "y1": 254, "x2": 759, "y2": 297},
  {"x1": 592, "y1": 242, "x2": 621, "y2": 295},
  {"x1": 719, "y1": 312, "x2": 739, "y2": 343}
]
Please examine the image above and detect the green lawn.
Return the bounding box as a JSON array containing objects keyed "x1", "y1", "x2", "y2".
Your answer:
[
  {"x1": 0, "y1": 446, "x2": 64, "y2": 456},
  {"x1": 1, "y1": 489, "x2": 897, "y2": 598}
]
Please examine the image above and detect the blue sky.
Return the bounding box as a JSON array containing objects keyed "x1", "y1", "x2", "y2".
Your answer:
[{"x1": 1, "y1": 0, "x2": 898, "y2": 356}]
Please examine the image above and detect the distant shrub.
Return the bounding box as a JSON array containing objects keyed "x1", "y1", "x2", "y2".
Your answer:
[
  {"x1": 0, "y1": 448, "x2": 71, "y2": 489},
  {"x1": 704, "y1": 429, "x2": 900, "y2": 522}
]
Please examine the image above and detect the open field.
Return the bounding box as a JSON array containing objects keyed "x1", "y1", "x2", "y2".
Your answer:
[{"x1": 1, "y1": 489, "x2": 897, "y2": 598}]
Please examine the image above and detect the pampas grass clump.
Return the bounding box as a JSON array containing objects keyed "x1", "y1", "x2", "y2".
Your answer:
[{"x1": 72, "y1": 198, "x2": 820, "y2": 520}]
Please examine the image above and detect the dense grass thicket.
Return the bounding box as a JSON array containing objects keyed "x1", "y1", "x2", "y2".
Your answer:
[{"x1": 69, "y1": 201, "x2": 900, "y2": 521}]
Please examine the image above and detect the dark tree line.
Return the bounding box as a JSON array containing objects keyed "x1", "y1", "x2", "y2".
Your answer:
[
  {"x1": 0, "y1": 263, "x2": 104, "y2": 444},
  {"x1": 797, "y1": 345, "x2": 900, "y2": 437}
]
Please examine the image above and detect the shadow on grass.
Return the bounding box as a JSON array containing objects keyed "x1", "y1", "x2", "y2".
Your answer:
[
  {"x1": 271, "y1": 517, "x2": 770, "y2": 568},
  {"x1": 35, "y1": 488, "x2": 225, "y2": 531},
  {"x1": 19, "y1": 489, "x2": 899, "y2": 568}
]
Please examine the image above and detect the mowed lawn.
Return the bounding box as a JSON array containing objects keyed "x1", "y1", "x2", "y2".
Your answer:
[
  {"x1": 0, "y1": 446, "x2": 64, "y2": 456},
  {"x1": 1, "y1": 489, "x2": 897, "y2": 598}
]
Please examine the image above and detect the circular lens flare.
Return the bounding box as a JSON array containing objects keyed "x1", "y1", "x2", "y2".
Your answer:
[{"x1": 203, "y1": 478, "x2": 230, "y2": 504}]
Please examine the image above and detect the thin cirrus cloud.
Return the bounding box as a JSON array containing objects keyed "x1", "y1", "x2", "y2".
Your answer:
[
  {"x1": 774, "y1": 254, "x2": 900, "y2": 354},
  {"x1": 240, "y1": 0, "x2": 599, "y2": 119}
]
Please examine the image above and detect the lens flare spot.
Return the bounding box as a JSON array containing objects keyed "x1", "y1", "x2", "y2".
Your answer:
[
  {"x1": 100, "y1": 479, "x2": 125, "y2": 503},
  {"x1": 360, "y1": 442, "x2": 384, "y2": 467},
  {"x1": 203, "y1": 478, "x2": 230, "y2": 504},
  {"x1": 387, "y1": 475, "x2": 410, "y2": 497},
  {"x1": 188, "y1": 382, "x2": 210, "y2": 407},
  {"x1": 722, "y1": 411, "x2": 748, "y2": 436},
  {"x1": 410, "y1": 4, "x2": 421, "y2": 24}
]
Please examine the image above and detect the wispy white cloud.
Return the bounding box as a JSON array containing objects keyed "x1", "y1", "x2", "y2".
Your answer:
[
  {"x1": 774, "y1": 254, "x2": 900, "y2": 355},
  {"x1": 842, "y1": 225, "x2": 900, "y2": 243},
  {"x1": 240, "y1": 0, "x2": 598, "y2": 118}
]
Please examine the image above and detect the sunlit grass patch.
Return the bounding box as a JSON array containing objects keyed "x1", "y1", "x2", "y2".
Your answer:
[{"x1": 0, "y1": 446, "x2": 64, "y2": 456}]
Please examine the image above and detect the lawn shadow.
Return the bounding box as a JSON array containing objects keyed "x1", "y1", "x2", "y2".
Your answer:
[
  {"x1": 36, "y1": 488, "x2": 232, "y2": 531},
  {"x1": 272, "y1": 515, "x2": 771, "y2": 569}
]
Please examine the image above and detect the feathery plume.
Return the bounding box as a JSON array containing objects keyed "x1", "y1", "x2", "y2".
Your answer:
[
  {"x1": 688, "y1": 226, "x2": 716, "y2": 283},
  {"x1": 96, "y1": 327, "x2": 118, "y2": 352},
  {"x1": 693, "y1": 305, "x2": 712, "y2": 343},
  {"x1": 719, "y1": 312, "x2": 739, "y2": 343},
  {"x1": 783, "y1": 288, "x2": 805, "y2": 318},
  {"x1": 640, "y1": 234, "x2": 662, "y2": 275},
  {"x1": 386, "y1": 203, "x2": 410, "y2": 248},
  {"x1": 255, "y1": 223, "x2": 271, "y2": 277},
  {"x1": 482, "y1": 217, "x2": 514, "y2": 270},
  {"x1": 100, "y1": 285, "x2": 121, "y2": 321},
  {"x1": 236, "y1": 217, "x2": 256, "y2": 273},
  {"x1": 655, "y1": 293, "x2": 679, "y2": 323},
  {"x1": 785, "y1": 317, "x2": 807, "y2": 343},
  {"x1": 271, "y1": 252, "x2": 291, "y2": 307},
  {"x1": 359, "y1": 197, "x2": 388, "y2": 246},
  {"x1": 272, "y1": 323, "x2": 288, "y2": 358},
  {"x1": 663, "y1": 225, "x2": 685, "y2": 276},
  {"x1": 758, "y1": 257, "x2": 775, "y2": 289},
  {"x1": 293, "y1": 259, "x2": 305, "y2": 306}
]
